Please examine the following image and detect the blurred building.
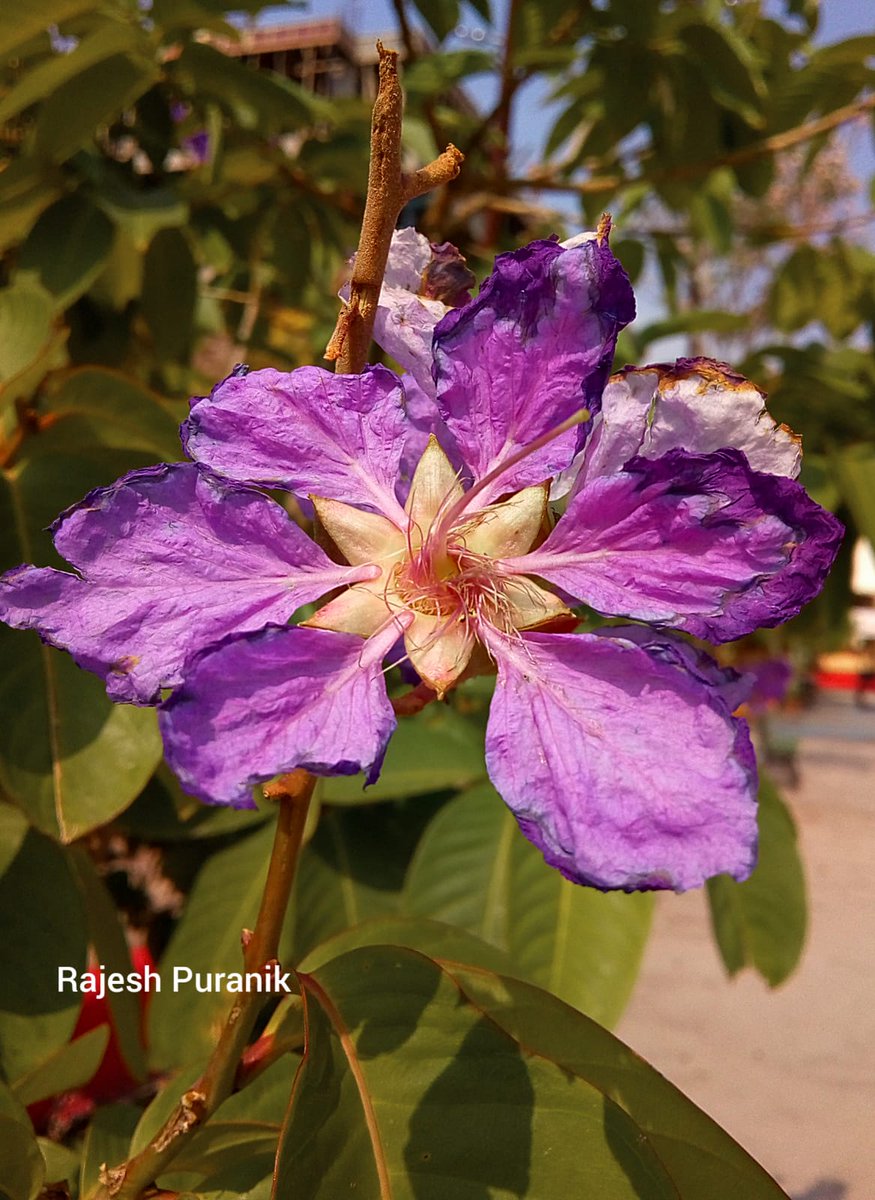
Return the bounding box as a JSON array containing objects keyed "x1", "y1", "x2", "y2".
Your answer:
[{"x1": 206, "y1": 17, "x2": 414, "y2": 102}]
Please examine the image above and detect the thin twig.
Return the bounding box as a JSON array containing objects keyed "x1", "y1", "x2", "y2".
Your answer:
[
  {"x1": 325, "y1": 42, "x2": 463, "y2": 373},
  {"x1": 95, "y1": 772, "x2": 316, "y2": 1200}
]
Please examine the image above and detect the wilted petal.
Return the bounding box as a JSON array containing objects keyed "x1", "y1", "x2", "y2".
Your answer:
[
  {"x1": 509, "y1": 448, "x2": 843, "y2": 642},
  {"x1": 433, "y1": 238, "x2": 634, "y2": 497},
  {"x1": 183, "y1": 365, "x2": 409, "y2": 524},
  {"x1": 481, "y1": 628, "x2": 758, "y2": 892},
  {"x1": 561, "y1": 358, "x2": 801, "y2": 495},
  {"x1": 160, "y1": 624, "x2": 397, "y2": 807},
  {"x1": 363, "y1": 229, "x2": 475, "y2": 401},
  {"x1": 0, "y1": 464, "x2": 368, "y2": 704},
  {"x1": 594, "y1": 624, "x2": 753, "y2": 713}
]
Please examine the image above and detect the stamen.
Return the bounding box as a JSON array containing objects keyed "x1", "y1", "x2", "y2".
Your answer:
[{"x1": 431, "y1": 407, "x2": 590, "y2": 550}]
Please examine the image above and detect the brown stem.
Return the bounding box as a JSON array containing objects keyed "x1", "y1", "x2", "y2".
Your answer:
[
  {"x1": 325, "y1": 42, "x2": 463, "y2": 374},
  {"x1": 95, "y1": 772, "x2": 316, "y2": 1200}
]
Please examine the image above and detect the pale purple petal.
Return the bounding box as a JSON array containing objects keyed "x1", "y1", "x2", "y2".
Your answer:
[
  {"x1": 0, "y1": 464, "x2": 369, "y2": 704},
  {"x1": 481, "y1": 628, "x2": 758, "y2": 892},
  {"x1": 159, "y1": 625, "x2": 396, "y2": 807},
  {"x1": 433, "y1": 238, "x2": 634, "y2": 497},
  {"x1": 594, "y1": 624, "x2": 753, "y2": 713},
  {"x1": 182, "y1": 365, "x2": 410, "y2": 524},
  {"x1": 556, "y1": 358, "x2": 801, "y2": 498},
  {"x1": 509, "y1": 448, "x2": 843, "y2": 642}
]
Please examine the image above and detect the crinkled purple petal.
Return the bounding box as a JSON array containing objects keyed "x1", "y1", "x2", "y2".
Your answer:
[
  {"x1": 481, "y1": 628, "x2": 758, "y2": 892},
  {"x1": 0, "y1": 464, "x2": 368, "y2": 704},
  {"x1": 509, "y1": 448, "x2": 843, "y2": 642},
  {"x1": 555, "y1": 358, "x2": 801, "y2": 499},
  {"x1": 433, "y1": 238, "x2": 634, "y2": 497},
  {"x1": 159, "y1": 624, "x2": 396, "y2": 807},
  {"x1": 593, "y1": 624, "x2": 753, "y2": 712},
  {"x1": 182, "y1": 364, "x2": 410, "y2": 524}
]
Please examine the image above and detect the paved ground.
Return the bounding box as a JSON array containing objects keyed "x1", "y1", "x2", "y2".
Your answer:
[{"x1": 617, "y1": 692, "x2": 875, "y2": 1200}]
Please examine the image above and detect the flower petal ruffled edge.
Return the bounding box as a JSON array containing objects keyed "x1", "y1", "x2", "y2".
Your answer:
[
  {"x1": 481, "y1": 627, "x2": 758, "y2": 892},
  {"x1": 0, "y1": 463, "x2": 369, "y2": 704},
  {"x1": 159, "y1": 624, "x2": 397, "y2": 807},
  {"x1": 432, "y1": 237, "x2": 635, "y2": 496}
]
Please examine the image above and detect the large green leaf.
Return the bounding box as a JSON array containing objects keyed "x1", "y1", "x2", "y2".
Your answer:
[
  {"x1": 0, "y1": 1115, "x2": 44, "y2": 1200},
  {"x1": 404, "y1": 784, "x2": 653, "y2": 1027},
  {"x1": 320, "y1": 705, "x2": 486, "y2": 803},
  {"x1": 141, "y1": 228, "x2": 197, "y2": 362},
  {"x1": 276, "y1": 946, "x2": 788, "y2": 1198},
  {"x1": 447, "y1": 960, "x2": 791, "y2": 1199},
  {"x1": 11, "y1": 1025, "x2": 109, "y2": 1107},
  {"x1": 0, "y1": 0, "x2": 98, "y2": 59},
  {"x1": 0, "y1": 279, "x2": 63, "y2": 410},
  {"x1": 298, "y1": 915, "x2": 514, "y2": 976},
  {"x1": 706, "y1": 775, "x2": 806, "y2": 987},
  {"x1": 0, "y1": 21, "x2": 146, "y2": 123},
  {"x1": 0, "y1": 453, "x2": 163, "y2": 841},
  {"x1": 147, "y1": 818, "x2": 282, "y2": 1070},
  {"x1": 19, "y1": 195, "x2": 114, "y2": 310},
  {"x1": 0, "y1": 820, "x2": 87, "y2": 1083},
  {"x1": 0, "y1": 1079, "x2": 44, "y2": 1200},
  {"x1": 40, "y1": 368, "x2": 183, "y2": 461},
  {"x1": 32, "y1": 54, "x2": 161, "y2": 163}
]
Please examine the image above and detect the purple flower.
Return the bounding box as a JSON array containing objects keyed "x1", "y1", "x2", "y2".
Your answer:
[{"x1": 0, "y1": 235, "x2": 843, "y2": 892}]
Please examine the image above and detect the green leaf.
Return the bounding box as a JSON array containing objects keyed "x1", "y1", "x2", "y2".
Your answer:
[
  {"x1": 41, "y1": 368, "x2": 183, "y2": 461},
  {"x1": 12, "y1": 1024, "x2": 110, "y2": 1107},
  {"x1": 67, "y1": 848, "x2": 147, "y2": 1081},
  {"x1": 19, "y1": 195, "x2": 114, "y2": 310},
  {"x1": 298, "y1": 915, "x2": 514, "y2": 975},
  {"x1": 0, "y1": 0, "x2": 97, "y2": 60},
  {"x1": 141, "y1": 227, "x2": 198, "y2": 362},
  {"x1": 277, "y1": 946, "x2": 788, "y2": 1198},
  {"x1": 147, "y1": 818, "x2": 282, "y2": 1070},
  {"x1": 404, "y1": 784, "x2": 653, "y2": 1026},
  {"x1": 37, "y1": 1139, "x2": 80, "y2": 1189},
  {"x1": 707, "y1": 774, "x2": 806, "y2": 987},
  {"x1": 768, "y1": 244, "x2": 821, "y2": 332},
  {"x1": 0, "y1": 826, "x2": 87, "y2": 1083},
  {"x1": 79, "y1": 1104, "x2": 140, "y2": 1200},
  {"x1": 0, "y1": 1115, "x2": 44, "y2": 1200},
  {"x1": 172, "y1": 42, "x2": 317, "y2": 133},
  {"x1": 0, "y1": 279, "x2": 63, "y2": 410},
  {"x1": 320, "y1": 705, "x2": 486, "y2": 803},
  {"x1": 677, "y1": 22, "x2": 765, "y2": 126},
  {"x1": 408, "y1": 0, "x2": 460, "y2": 42},
  {"x1": 32, "y1": 54, "x2": 161, "y2": 163},
  {"x1": 446, "y1": 960, "x2": 791, "y2": 1199},
  {"x1": 0, "y1": 455, "x2": 163, "y2": 842},
  {"x1": 833, "y1": 444, "x2": 875, "y2": 546},
  {"x1": 287, "y1": 803, "x2": 445, "y2": 965},
  {"x1": 0, "y1": 21, "x2": 146, "y2": 123}
]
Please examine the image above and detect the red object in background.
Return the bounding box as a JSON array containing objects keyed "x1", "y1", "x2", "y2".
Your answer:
[{"x1": 28, "y1": 945, "x2": 155, "y2": 1136}]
